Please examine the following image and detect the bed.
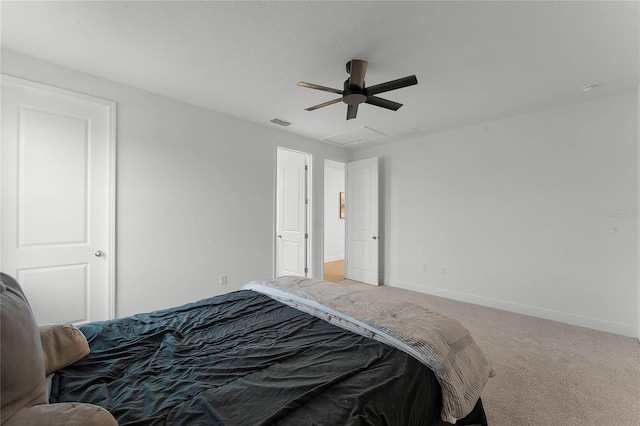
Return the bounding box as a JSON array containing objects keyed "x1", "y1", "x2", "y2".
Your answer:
[{"x1": 50, "y1": 276, "x2": 493, "y2": 425}]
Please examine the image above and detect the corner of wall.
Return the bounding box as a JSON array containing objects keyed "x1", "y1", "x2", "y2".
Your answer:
[{"x1": 637, "y1": 88, "x2": 640, "y2": 342}]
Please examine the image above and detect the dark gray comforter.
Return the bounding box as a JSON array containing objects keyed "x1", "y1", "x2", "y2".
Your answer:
[{"x1": 51, "y1": 290, "x2": 486, "y2": 425}]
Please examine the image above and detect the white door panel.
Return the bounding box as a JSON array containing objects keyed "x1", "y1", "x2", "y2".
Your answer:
[
  {"x1": 1, "y1": 75, "x2": 115, "y2": 324},
  {"x1": 18, "y1": 265, "x2": 88, "y2": 324},
  {"x1": 282, "y1": 242, "x2": 301, "y2": 274},
  {"x1": 276, "y1": 151, "x2": 308, "y2": 277},
  {"x1": 346, "y1": 157, "x2": 379, "y2": 285},
  {"x1": 19, "y1": 107, "x2": 89, "y2": 246}
]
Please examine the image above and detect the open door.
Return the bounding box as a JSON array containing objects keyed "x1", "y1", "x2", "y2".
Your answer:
[
  {"x1": 276, "y1": 148, "x2": 310, "y2": 277},
  {"x1": 345, "y1": 157, "x2": 379, "y2": 286}
]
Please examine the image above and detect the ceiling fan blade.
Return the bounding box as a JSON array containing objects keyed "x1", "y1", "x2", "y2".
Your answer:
[
  {"x1": 348, "y1": 60, "x2": 368, "y2": 89},
  {"x1": 298, "y1": 81, "x2": 343, "y2": 95},
  {"x1": 365, "y1": 96, "x2": 403, "y2": 111},
  {"x1": 365, "y1": 75, "x2": 418, "y2": 96},
  {"x1": 305, "y1": 98, "x2": 343, "y2": 111},
  {"x1": 346, "y1": 104, "x2": 358, "y2": 120}
]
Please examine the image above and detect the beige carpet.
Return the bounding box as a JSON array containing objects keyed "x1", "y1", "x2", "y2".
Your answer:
[{"x1": 335, "y1": 279, "x2": 640, "y2": 426}]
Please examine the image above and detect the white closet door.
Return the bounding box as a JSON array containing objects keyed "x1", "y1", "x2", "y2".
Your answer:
[{"x1": 1, "y1": 76, "x2": 115, "y2": 324}]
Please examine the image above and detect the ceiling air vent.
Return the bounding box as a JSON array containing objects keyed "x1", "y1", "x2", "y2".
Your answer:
[{"x1": 270, "y1": 118, "x2": 292, "y2": 127}]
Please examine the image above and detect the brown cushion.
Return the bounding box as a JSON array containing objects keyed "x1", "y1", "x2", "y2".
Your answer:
[
  {"x1": 5, "y1": 402, "x2": 118, "y2": 426},
  {"x1": 0, "y1": 273, "x2": 48, "y2": 424},
  {"x1": 40, "y1": 324, "x2": 90, "y2": 376}
]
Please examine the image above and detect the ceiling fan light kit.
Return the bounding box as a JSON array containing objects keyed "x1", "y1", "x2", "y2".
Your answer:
[{"x1": 298, "y1": 59, "x2": 418, "y2": 120}]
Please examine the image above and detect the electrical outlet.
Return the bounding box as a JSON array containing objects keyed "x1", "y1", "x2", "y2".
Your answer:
[
  {"x1": 422, "y1": 264, "x2": 428, "y2": 272},
  {"x1": 220, "y1": 274, "x2": 228, "y2": 285},
  {"x1": 440, "y1": 266, "x2": 446, "y2": 275}
]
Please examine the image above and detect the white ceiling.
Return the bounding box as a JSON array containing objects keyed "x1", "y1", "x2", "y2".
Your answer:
[{"x1": 1, "y1": 1, "x2": 638, "y2": 148}]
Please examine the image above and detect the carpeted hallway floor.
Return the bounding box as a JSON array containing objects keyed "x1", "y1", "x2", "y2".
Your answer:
[{"x1": 335, "y1": 279, "x2": 640, "y2": 426}]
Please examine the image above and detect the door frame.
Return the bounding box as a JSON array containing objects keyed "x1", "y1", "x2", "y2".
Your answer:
[
  {"x1": 322, "y1": 159, "x2": 346, "y2": 281},
  {"x1": 275, "y1": 147, "x2": 312, "y2": 278},
  {"x1": 0, "y1": 74, "x2": 117, "y2": 319}
]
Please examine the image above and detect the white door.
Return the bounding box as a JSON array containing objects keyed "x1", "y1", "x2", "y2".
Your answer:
[
  {"x1": 346, "y1": 157, "x2": 379, "y2": 285},
  {"x1": 276, "y1": 150, "x2": 309, "y2": 277},
  {"x1": 1, "y1": 75, "x2": 115, "y2": 324}
]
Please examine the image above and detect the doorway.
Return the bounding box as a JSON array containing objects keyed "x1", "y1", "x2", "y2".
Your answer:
[
  {"x1": 275, "y1": 148, "x2": 311, "y2": 278},
  {"x1": 323, "y1": 160, "x2": 346, "y2": 282}
]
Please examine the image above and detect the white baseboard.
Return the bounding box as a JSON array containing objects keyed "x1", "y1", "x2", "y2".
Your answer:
[
  {"x1": 324, "y1": 256, "x2": 344, "y2": 262},
  {"x1": 386, "y1": 279, "x2": 638, "y2": 338}
]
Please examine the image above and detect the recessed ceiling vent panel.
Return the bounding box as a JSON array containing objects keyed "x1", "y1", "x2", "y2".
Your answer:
[
  {"x1": 324, "y1": 126, "x2": 386, "y2": 146},
  {"x1": 398, "y1": 128, "x2": 424, "y2": 139}
]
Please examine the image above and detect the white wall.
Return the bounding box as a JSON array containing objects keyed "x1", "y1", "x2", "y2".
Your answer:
[
  {"x1": 353, "y1": 91, "x2": 639, "y2": 337},
  {"x1": 1, "y1": 50, "x2": 349, "y2": 317},
  {"x1": 324, "y1": 160, "x2": 345, "y2": 262}
]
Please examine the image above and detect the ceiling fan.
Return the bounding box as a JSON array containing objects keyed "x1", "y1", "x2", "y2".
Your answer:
[{"x1": 298, "y1": 60, "x2": 418, "y2": 120}]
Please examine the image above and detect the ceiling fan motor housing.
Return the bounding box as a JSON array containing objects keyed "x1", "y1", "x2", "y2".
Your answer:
[{"x1": 343, "y1": 79, "x2": 367, "y2": 105}]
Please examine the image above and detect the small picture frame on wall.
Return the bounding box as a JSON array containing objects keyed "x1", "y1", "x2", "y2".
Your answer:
[{"x1": 339, "y1": 192, "x2": 345, "y2": 219}]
